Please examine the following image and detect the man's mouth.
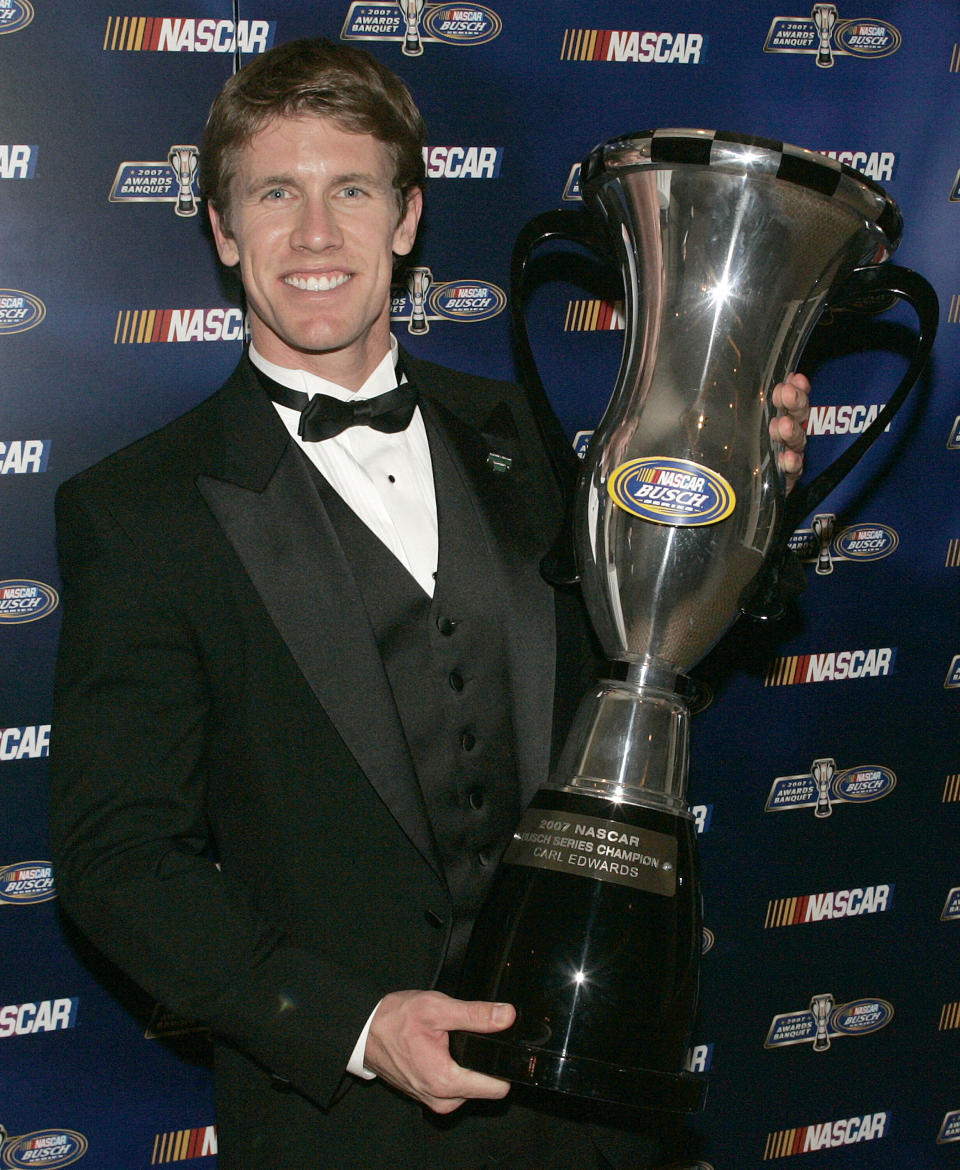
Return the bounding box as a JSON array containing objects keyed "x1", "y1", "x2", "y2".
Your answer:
[{"x1": 283, "y1": 273, "x2": 352, "y2": 292}]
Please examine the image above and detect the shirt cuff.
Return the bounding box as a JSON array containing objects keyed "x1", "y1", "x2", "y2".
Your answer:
[{"x1": 347, "y1": 1000, "x2": 382, "y2": 1080}]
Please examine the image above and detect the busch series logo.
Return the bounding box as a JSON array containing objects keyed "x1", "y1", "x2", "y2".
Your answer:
[
  {"x1": 607, "y1": 458, "x2": 735, "y2": 526},
  {"x1": 0, "y1": 862, "x2": 55, "y2": 906},
  {"x1": 114, "y1": 308, "x2": 246, "y2": 344},
  {"x1": 764, "y1": 1111, "x2": 889, "y2": 1158},
  {"x1": 0, "y1": 581, "x2": 58, "y2": 624},
  {"x1": 390, "y1": 274, "x2": 505, "y2": 333},
  {"x1": 0, "y1": 441, "x2": 50, "y2": 474},
  {"x1": 151, "y1": 1126, "x2": 217, "y2": 1163},
  {"x1": 764, "y1": 6, "x2": 901, "y2": 67},
  {"x1": 766, "y1": 992, "x2": 893, "y2": 1050},
  {"x1": 103, "y1": 16, "x2": 274, "y2": 52},
  {"x1": 766, "y1": 883, "x2": 892, "y2": 927},
  {"x1": 342, "y1": 3, "x2": 502, "y2": 54},
  {"x1": 764, "y1": 646, "x2": 895, "y2": 685},
  {"x1": 0, "y1": 146, "x2": 36, "y2": 179},
  {"x1": 0, "y1": 998, "x2": 78, "y2": 1039},
  {"x1": 0, "y1": 0, "x2": 33, "y2": 35},
  {"x1": 0, "y1": 291, "x2": 46, "y2": 335},
  {"x1": 766, "y1": 758, "x2": 896, "y2": 816},
  {"x1": 560, "y1": 27, "x2": 704, "y2": 63},
  {"x1": 789, "y1": 514, "x2": 898, "y2": 575},
  {"x1": 0, "y1": 1127, "x2": 88, "y2": 1168}
]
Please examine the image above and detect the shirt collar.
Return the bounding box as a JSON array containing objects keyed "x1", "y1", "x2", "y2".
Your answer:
[{"x1": 248, "y1": 337, "x2": 400, "y2": 403}]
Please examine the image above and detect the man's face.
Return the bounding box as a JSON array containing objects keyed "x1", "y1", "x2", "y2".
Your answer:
[{"x1": 209, "y1": 115, "x2": 422, "y2": 387}]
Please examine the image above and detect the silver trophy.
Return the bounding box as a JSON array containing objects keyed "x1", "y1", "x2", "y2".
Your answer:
[
  {"x1": 167, "y1": 145, "x2": 199, "y2": 218},
  {"x1": 454, "y1": 130, "x2": 937, "y2": 1111},
  {"x1": 401, "y1": 0, "x2": 424, "y2": 56},
  {"x1": 812, "y1": 3, "x2": 838, "y2": 68},
  {"x1": 405, "y1": 265, "x2": 432, "y2": 334}
]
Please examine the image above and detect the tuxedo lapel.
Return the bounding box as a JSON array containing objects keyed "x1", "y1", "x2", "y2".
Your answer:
[{"x1": 195, "y1": 361, "x2": 442, "y2": 878}]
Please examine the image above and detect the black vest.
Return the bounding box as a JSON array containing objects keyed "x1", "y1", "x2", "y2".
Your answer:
[{"x1": 305, "y1": 419, "x2": 522, "y2": 986}]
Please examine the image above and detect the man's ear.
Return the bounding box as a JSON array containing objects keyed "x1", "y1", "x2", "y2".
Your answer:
[
  {"x1": 392, "y1": 186, "x2": 423, "y2": 258},
  {"x1": 208, "y1": 203, "x2": 240, "y2": 267}
]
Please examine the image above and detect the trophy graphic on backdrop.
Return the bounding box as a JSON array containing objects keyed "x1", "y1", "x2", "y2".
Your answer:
[
  {"x1": 167, "y1": 145, "x2": 199, "y2": 218},
  {"x1": 453, "y1": 129, "x2": 937, "y2": 1111}
]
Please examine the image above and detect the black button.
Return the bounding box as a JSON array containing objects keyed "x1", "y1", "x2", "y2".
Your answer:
[
  {"x1": 460, "y1": 731, "x2": 477, "y2": 752},
  {"x1": 449, "y1": 670, "x2": 464, "y2": 692},
  {"x1": 424, "y1": 910, "x2": 444, "y2": 929},
  {"x1": 477, "y1": 848, "x2": 493, "y2": 867},
  {"x1": 437, "y1": 616, "x2": 457, "y2": 636},
  {"x1": 468, "y1": 788, "x2": 484, "y2": 810}
]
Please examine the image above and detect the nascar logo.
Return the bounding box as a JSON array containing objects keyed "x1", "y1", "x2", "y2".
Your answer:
[
  {"x1": 817, "y1": 149, "x2": 895, "y2": 181},
  {"x1": 0, "y1": 1129, "x2": 88, "y2": 1168},
  {"x1": 804, "y1": 402, "x2": 888, "y2": 434},
  {"x1": 103, "y1": 17, "x2": 274, "y2": 52},
  {"x1": 0, "y1": 145, "x2": 36, "y2": 179},
  {"x1": 564, "y1": 299, "x2": 624, "y2": 331},
  {"x1": 0, "y1": 290, "x2": 45, "y2": 335},
  {"x1": 114, "y1": 308, "x2": 246, "y2": 344},
  {"x1": 422, "y1": 146, "x2": 502, "y2": 179},
  {"x1": 945, "y1": 774, "x2": 960, "y2": 802},
  {"x1": 939, "y1": 1002, "x2": 960, "y2": 1031},
  {"x1": 151, "y1": 1125, "x2": 217, "y2": 1163},
  {"x1": 560, "y1": 28, "x2": 704, "y2": 63},
  {"x1": 0, "y1": 440, "x2": 50, "y2": 474},
  {"x1": 685, "y1": 1042, "x2": 713, "y2": 1073},
  {"x1": 0, "y1": 581, "x2": 58, "y2": 624},
  {"x1": 0, "y1": 861, "x2": 55, "y2": 905},
  {"x1": 763, "y1": 1112, "x2": 889, "y2": 1158},
  {"x1": 0, "y1": 725, "x2": 51, "y2": 760},
  {"x1": 0, "y1": 0, "x2": 33, "y2": 35},
  {"x1": 0, "y1": 998, "x2": 78, "y2": 1038},
  {"x1": 765, "y1": 883, "x2": 892, "y2": 927},
  {"x1": 607, "y1": 458, "x2": 735, "y2": 526},
  {"x1": 764, "y1": 646, "x2": 894, "y2": 685}
]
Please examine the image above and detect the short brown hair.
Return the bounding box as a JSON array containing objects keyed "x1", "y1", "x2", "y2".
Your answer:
[{"x1": 200, "y1": 38, "x2": 427, "y2": 232}]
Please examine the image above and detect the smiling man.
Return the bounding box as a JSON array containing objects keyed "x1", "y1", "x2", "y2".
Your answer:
[{"x1": 50, "y1": 38, "x2": 810, "y2": 1170}]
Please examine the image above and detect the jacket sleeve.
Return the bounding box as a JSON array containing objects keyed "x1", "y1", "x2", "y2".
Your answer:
[{"x1": 49, "y1": 478, "x2": 382, "y2": 1109}]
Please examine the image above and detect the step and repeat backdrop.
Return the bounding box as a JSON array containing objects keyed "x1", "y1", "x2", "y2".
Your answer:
[{"x1": 2, "y1": 2, "x2": 959, "y2": 1167}]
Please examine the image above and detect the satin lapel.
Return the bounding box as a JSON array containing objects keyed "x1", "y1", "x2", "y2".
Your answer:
[
  {"x1": 417, "y1": 388, "x2": 557, "y2": 808},
  {"x1": 195, "y1": 362, "x2": 442, "y2": 877}
]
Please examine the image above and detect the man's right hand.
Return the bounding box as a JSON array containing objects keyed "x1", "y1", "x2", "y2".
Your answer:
[{"x1": 363, "y1": 990, "x2": 515, "y2": 1114}]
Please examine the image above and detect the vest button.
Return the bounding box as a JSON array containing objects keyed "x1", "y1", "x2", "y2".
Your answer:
[
  {"x1": 437, "y1": 616, "x2": 457, "y2": 636},
  {"x1": 468, "y1": 788, "x2": 484, "y2": 810},
  {"x1": 460, "y1": 731, "x2": 477, "y2": 752},
  {"x1": 449, "y1": 670, "x2": 465, "y2": 692}
]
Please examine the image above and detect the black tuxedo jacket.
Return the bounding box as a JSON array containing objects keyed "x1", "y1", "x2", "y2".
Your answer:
[{"x1": 50, "y1": 353, "x2": 604, "y2": 1166}]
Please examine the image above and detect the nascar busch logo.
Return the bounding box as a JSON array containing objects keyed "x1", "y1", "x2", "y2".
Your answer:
[
  {"x1": 764, "y1": 646, "x2": 895, "y2": 685},
  {"x1": 0, "y1": 861, "x2": 55, "y2": 906},
  {"x1": 764, "y1": 8, "x2": 901, "y2": 66},
  {"x1": 109, "y1": 146, "x2": 199, "y2": 217},
  {"x1": 391, "y1": 276, "x2": 505, "y2": 331},
  {"x1": 151, "y1": 1125, "x2": 217, "y2": 1163},
  {"x1": 560, "y1": 27, "x2": 704, "y2": 63},
  {"x1": 789, "y1": 514, "x2": 898, "y2": 575},
  {"x1": 0, "y1": 290, "x2": 45, "y2": 335},
  {"x1": 0, "y1": 0, "x2": 33, "y2": 35},
  {"x1": 114, "y1": 308, "x2": 246, "y2": 344},
  {"x1": 765, "y1": 758, "x2": 896, "y2": 817},
  {"x1": 764, "y1": 1111, "x2": 889, "y2": 1158},
  {"x1": 102, "y1": 16, "x2": 274, "y2": 53},
  {"x1": 0, "y1": 581, "x2": 58, "y2": 624},
  {"x1": 765, "y1": 883, "x2": 892, "y2": 927},
  {"x1": 342, "y1": 3, "x2": 502, "y2": 53},
  {"x1": 765, "y1": 992, "x2": 893, "y2": 1051},
  {"x1": 0, "y1": 1127, "x2": 88, "y2": 1168}
]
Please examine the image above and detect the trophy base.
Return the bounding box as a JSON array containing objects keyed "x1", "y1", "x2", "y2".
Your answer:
[{"x1": 453, "y1": 1031, "x2": 707, "y2": 1113}]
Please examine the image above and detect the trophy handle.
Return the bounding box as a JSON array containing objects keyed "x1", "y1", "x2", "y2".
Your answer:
[
  {"x1": 511, "y1": 208, "x2": 614, "y2": 584},
  {"x1": 783, "y1": 262, "x2": 939, "y2": 527},
  {"x1": 745, "y1": 263, "x2": 939, "y2": 620}
]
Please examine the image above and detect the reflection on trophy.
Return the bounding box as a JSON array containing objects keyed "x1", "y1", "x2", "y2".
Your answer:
[
  {"x1": 810, "y1": 993, "x2": 835, "y2": 1051},
  {"x1": 812, "y1": 513, "x2": 836, "y2": 574},
  {"x1": 405, "y1": 265, "x2": 432, "y2": 334},
  {"x1": 812, "y1": 3, "x2": 838, "y2": 68},
  {"x1": 812, "y1": 757, "x2": 836, "y2": 817},
  {"x1": 401, "y1": 0, "x2": 424, "y2": 56},
  {"x1": 453, "y1": 129, "x2": 937, "y2": 1112},
  {"x1": 167, "y1": 145, "x2": 199, "y2": 217}
]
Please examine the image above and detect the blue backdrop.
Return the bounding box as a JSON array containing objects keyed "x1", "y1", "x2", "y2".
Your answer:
[{"x1": 1, "y1": 2, "x2": 958, "y2": 1167}]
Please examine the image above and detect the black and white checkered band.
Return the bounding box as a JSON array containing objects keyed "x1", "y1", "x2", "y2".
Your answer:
[{"x1": 581, "y1": 128, "x2": 902, "y2": 247}]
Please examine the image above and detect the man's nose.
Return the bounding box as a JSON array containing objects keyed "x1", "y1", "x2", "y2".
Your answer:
[{"x1": 290, "y1": 197, "x2": 342, "y2": 251}]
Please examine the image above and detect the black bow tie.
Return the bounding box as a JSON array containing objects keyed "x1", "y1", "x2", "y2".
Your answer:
[{"x1": 257, "y1": 368, "x2": 418, "y2": 443}]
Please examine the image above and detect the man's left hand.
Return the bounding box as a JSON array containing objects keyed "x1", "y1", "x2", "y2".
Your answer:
[{"x1": 770, "y1": 372, "x2": 811, "y2": 492}]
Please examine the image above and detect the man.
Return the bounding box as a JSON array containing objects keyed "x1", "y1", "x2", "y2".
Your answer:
[{"x1": 50, "y1": 39, "x2": 810, "y2": 1169}]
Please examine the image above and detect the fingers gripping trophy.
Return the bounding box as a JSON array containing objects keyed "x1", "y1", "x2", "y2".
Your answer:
[{"x1": 453, "y1": 129, "x2": 938, "y2": 1111}]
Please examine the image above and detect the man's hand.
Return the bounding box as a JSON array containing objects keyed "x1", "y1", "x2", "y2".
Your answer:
[
  {"x1": 770, "y1": 372, "x2": 811, "y2": 492},
  {"x1": 363, "y1": 990, "x2": 515, "y2": 1114}
]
